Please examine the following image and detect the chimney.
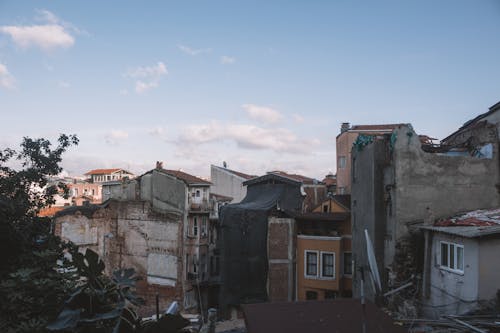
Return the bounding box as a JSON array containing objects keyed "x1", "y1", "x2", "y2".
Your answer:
[
  {"x1": 156, "y1": 161, "x2": 163, "y2": 169},
  {"x1": 341, "y1": 122, "x2": 350, "y2": 133}
]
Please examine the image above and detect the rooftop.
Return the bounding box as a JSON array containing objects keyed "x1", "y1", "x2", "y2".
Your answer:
[
  {"x1": 84, "y1": 168, "x2": 132, "y2": 175},
  {"x1": 267, "y1": 170, "x2": 319, "y2": 185},
  {"x1": 161, "y1": 169, "x2": 212, "y2": 186},
  {"x1": 350, "y1": 123, "x2": 407, "y2": 131},
  {"x1": 213, "y1": 164, "x2": 257, "y2": 180},
  {"x1": 435, "y1": 208, "x2": 500, "y2": 227}
]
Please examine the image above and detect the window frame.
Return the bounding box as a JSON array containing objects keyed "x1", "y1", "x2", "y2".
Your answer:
[
  {"x1": 343, "y1": 252, "x2": 353, "y2": 277},
  {"x1": 439, "y1": 241, "x2": 464, "y2": 274},
  {"x1": 338, "y1": 156, "x2": 347, "y2": 169},
  {"x1": 320, "y1": 251, "x2": 335, "y2": 280},
  {"x1": 304, "y1": 250, "x2": 319, "y2": 278}
]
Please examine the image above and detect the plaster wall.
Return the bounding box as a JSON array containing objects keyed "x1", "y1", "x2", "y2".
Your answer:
[
  {"x1": 478, "y1": 237, "x2": 500, "y2": 299},
  {"x1": 210, "y1": 165, "x2": 248, "y2": 203},
  {"x1": 425, "y1": 234, "x2": 479, "y2": 318}
]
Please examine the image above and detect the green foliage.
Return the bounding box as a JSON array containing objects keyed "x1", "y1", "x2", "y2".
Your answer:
[{"x1": 0, "y1": 135, "x2": 79, "y2": 332}]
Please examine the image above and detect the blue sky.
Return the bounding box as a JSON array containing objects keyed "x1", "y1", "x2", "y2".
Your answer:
[{"x1": 1, "y1": 1, "x2": 499, "y2": 179}]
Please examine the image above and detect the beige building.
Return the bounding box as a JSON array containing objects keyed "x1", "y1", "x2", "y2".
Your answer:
[{"x1": 336, "y1": 123, "x2": 404, "y2": 194}]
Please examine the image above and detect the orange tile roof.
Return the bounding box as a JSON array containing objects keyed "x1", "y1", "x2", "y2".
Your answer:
[
  {"x1": 38, "y1": 206, "x2": 65, "y2": 217},
  {"x1": 84, "y1": 168, "x2": 128, "y2": 175}
]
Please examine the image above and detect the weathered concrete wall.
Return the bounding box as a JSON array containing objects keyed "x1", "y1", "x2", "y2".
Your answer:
[
  {"x1": 210, "y1": 165, "x2": 248, "y2": 203},
  {"x1": 478, "y1": 237, "x2": 500, "y2": 300},
  {"x1": 351, "y1": 140, "x2": 389, "y2": 300},
  {"x1": 424, "y1": 234, "x2": 479, "y2": 318},
  {"x1": 267, "y1": 217, "x2": 295, "y2": 302},
  {"x1": 387, "y1": 126, "x2": 499, "y2": 264}
]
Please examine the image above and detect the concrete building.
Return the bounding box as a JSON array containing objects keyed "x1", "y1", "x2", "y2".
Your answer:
[
  {"x1": 54, "y1": 166, "x2": 220, "y2": 316},
  {"x1": 336, "y1": 123, "x2": 405, "y2": 194},
  {"x1": 419, "y1": 208, "x2": 500, "y2": 318},
  {"x1": 210, "y1": 164, "x2": 256, "y2": 203},
  {"x1": 350, "y1": 123, "x2": 499, "y2": 303}
]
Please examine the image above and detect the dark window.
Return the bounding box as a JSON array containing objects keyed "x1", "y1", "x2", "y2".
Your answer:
[
  {"x1": 322, "y1": 253, "x2": 334, "y2": 278},
  {"x1": 344, "y1": 252, "x2": 352, "y2": 275},
  {"x1": 306, "y1": 291, "x2": 318, "y2": 300},
  {"x1": 306, "y1": 251, "x2": 318, "y2": 276},
  {"x1": 193, "y1": 217, "x2": 198, "y2": 236},
  {"x1": 325, "y1": 290, "x2": 337, "y2": 299}
]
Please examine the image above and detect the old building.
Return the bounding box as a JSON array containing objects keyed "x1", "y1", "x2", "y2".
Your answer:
[
  {"x1": 419, "y1": 208, "x2": 500, "y2": 318},
  {"x1": 54, "y1": 166, "x2": 220, "y2": 316},
  {"x1": 350, "y1": 122, "x2": 500, "y2": 303},
  {"x1": 218, "y1": 172, "x2": 305, "y2": 317},
  {"x1": 295, "y1": 195, "x2": 352, "y2": 301},
  {"x1": 336, "y1": 123, "x2": 405, "y2": 194},
  {"x1": 84, "y1": 168, "x2": 135, "y2": 183},
  {"x1": 209, "y1": 164, "x2": 256, "y2": 203}
]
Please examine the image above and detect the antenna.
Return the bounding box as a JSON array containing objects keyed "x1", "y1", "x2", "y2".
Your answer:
[{"x1": 364, "y1": 229, "x2": 382, "y2": 292}]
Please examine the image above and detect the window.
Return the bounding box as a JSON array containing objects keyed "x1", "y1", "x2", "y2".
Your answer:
[
  {"x1": 323, "y1": 204, "x2": 329, "y2": 213},
  {"x1": 186, "y1": 254, "x2": 190, "y2": 275},
  {"x1": 306, "y1": 291, "x2": 318, "y2": 300},
  {"x1": 193, "y1": 255, "x2": 198, "y2": 274},
  {"x1": 321, "y1": 252, "x2": 335, "y2": 278},
  {"x1": 343, "y1": 252, "x2": 353, "y2": 276},
  {"x1": 91, "y1": 189, "x2": 95, "y2": 196},
  {"x1": 201, "y1": 216, "x2": 207, "y2": 236},
  {"x1": 107, "y1": 175, "x2": 111, "y2": 181},
  {"x1": 337, "y1": 187, "x2": 346, "y2": 195},
  {"x1": 325, "y1": 290, "x2": 337, "y2": 299},
  {"x1": 338, "y1": 156, "x2": 347, "y2": 169},
  {"x1": 73, "y1": 188, "x2": 78, "y2": 196},
  {"x1": 305, "y1": 251, "x2": 318, "y2": 277},
  {"x1": 201, "y1": 254, "x2": 207, "y2": 274},
  {"x1": 193, "y1": 217, "x2": 198, "y2": 236},
  {"x1": 440, "y1": 241, "x2": 464, "y2": 273},
  {"x1": 195, "y1": 190, "x2": 200, "y2": 197}
]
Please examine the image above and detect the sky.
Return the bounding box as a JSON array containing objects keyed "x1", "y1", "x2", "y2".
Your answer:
[{"x1": 1, "y1": 1, "x2": 499, "y2": 180}]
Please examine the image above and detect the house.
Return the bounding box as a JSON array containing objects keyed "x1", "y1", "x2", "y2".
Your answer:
[
  {"x1": 419, "y1": 208, "x2": 500, "y2": 318},
  {"x1": 84, "y1": 168, "x2": 134, "y2": 183},
  {"x1": 218, "y1": 172, "x2": 305, "y2": 317},
  {"x1": 295, "y1": 195, "x2": 352, "y2": 300},
  {"x1": 322, "y1": 172, "x2": 336, "y2": 195},
  {"x1": 242, "y1": 299, "x2": 406, "y2": 333},
  {"x1": 350, "y1": 122, "x2": 499, "y2": 304},
  {"x1": 54, "y1": 166, "x2": 219, "y2": 316},
  {"x1": 336, "y1": 123, "x2": 406, "y2": 194},
  {"x1": 210, "y1": 164, "x2": 256, "y2": 203}
]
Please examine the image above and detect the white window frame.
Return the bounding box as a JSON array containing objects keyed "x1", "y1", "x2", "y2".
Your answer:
[
  {"x1": 304, "y1": 250, "x2": 319, "y2": 278},
  {"x1": 439, "y1": 241, "x2": 464, "y2": 274},
  {"x1": 338, "y1": 156, "x2": 347, "y2": 169},
  {"x1": 320, "y1": 251, "x2": 335, "y2": 280}
]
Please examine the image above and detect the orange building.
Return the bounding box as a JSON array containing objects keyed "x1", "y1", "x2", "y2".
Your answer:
[
  {"x1": 296, "y1": 195, "x2": 352, "y2": 300},
  {"x1": 336, "y1": 123, "x2": 404, "y2": 194}
]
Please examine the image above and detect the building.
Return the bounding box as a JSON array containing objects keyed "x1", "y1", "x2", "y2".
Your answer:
[
  {"x1": 210, "y1": 164, "x2": 256, "y2": 203},
  {"x1": 350, "y1": 122, "x2": 499, "y2": 304},
  {"x1": 218, "y1": 172, "x2": 305, "y2": 317},
  {"x1": 295, "y1": 195, "x2": 352, "y2": 301},
  {"x1": 84, "y1": 168, "x2": 134, "y2": 183},
  {"x1": 336, "y1": 123, "x2": 405, "y2": 194},
  {"x1": 419, "y1": 208, "x2": 500, "y2": 318},
  {"x1": 54, "y1": 166, "x2": 220, "y2": 316}
]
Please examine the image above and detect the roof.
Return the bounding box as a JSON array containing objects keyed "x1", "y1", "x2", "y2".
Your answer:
[
  {"x1": 322, "y1": 174, "x2": 336, "y2": 187},
  {"x1": 441, "y1": 100, "x2": 500, "y2": 143},
  {"x1": 213, "y1": 165, "x2": 256, "y2": 180},
  {"x1": 210, "y1": 193, "x2": 233, "y2": 201},
  {"x1": 161, "y1": 169, "x2": 212, "y2": 186},
  {"x1": 418, "y1": 207, "x2": 500, "y2": 238},
  {"x1": 434, "y1": 208, "x2": 500, "y2": 227},
  {"x1": 350, "y1": 123, "x2": 407, "y2": 131},
  {"x1": 333, "y1": 194, "x2": 351, "y2": 210},
  {"x1": 84, "y1": 168, "x2": 132, "y2": 175},
  {"x1": 292, "y1": 212, "x2": 350, "y2": 221},
  {"x1": 267, "y1": 171, "x2": 319, "y2": 185},
  {"x1": 243, "y1": 173, "x2": 303, "y2": 186},
  {"x1": 243, "y1": 300, "x2": 406, "y2": 333},
  {"x1": 38, "y1": 206, "x2": 65, "y2": 217},
  {"x1": 419, "y1": 225, "x2": 500, "y2": 238}
]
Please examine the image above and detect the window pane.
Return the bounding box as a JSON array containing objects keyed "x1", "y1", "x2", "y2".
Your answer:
[
  {"x1": 344, "y1": 253, "x2": 352, "y2": 275},
  {"x1": 306, "y1": 291, "x2": 318, "y2": 300},
  {"x1": 441, "y1": 243, "x2": 448, "y2": 267},
  {"x1": 306, "y1": 252, "x2": 317, "y2": 276},
  {"x1": 450, "y1": 244, "x2": 455, "y2": 269},
  {"x1": 322, "y1": 253, "x2": 334, "y2": 277},
  {"x1": 457, "y1": 246, "x2": 464, "y2": 271}
]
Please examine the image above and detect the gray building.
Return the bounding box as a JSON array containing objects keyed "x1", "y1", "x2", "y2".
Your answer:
[{"x1": 210, "y1": 164, "x2": 256, "y2": 203}]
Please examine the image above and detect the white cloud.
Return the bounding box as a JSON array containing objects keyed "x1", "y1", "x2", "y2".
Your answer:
[
  {"x1": 148, "y1": 126, "x2": 166, "y2": 138},
  {"x1": 0, "y1": 10, "x2": 80, "y2": 51},
  {"x1": 0, "y1": 63, "x2": 15, "y2": 89},
  {"x1": 177, "y1": 121, "x2": 319, "y2": 154},
  {"x1": 124, "y1": 62, "x2": 168, "y2": 94},
  {"x1": 220, "y1": 55, "x2": 235, "y2": 64},
  {"x1": 242, "y1": 104, "x2": 283, "y2": 124},
  {"x1": 178, "y1": 44, "x2": 211, "y2": 56},
  {"x1": 104, "y1": 130, "x2": 129, "y2": 145}
]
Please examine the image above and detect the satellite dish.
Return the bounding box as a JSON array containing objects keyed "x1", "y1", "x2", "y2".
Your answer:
[{"x1": 364, "y1": 229, "x2": 382, "y2": 292}]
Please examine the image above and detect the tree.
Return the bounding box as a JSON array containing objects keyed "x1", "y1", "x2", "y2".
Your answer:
[{"x1": 0, "y1": 134, "x2": 79, "y2": 332}]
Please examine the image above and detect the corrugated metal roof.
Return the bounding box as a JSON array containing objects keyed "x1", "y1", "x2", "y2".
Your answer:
[
  {"x1": 419, "y1": 225, "x2": 500, "y2": 238},
  {"x1": 243, "y1": 300, "x2": 406, "y2": 333}
]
